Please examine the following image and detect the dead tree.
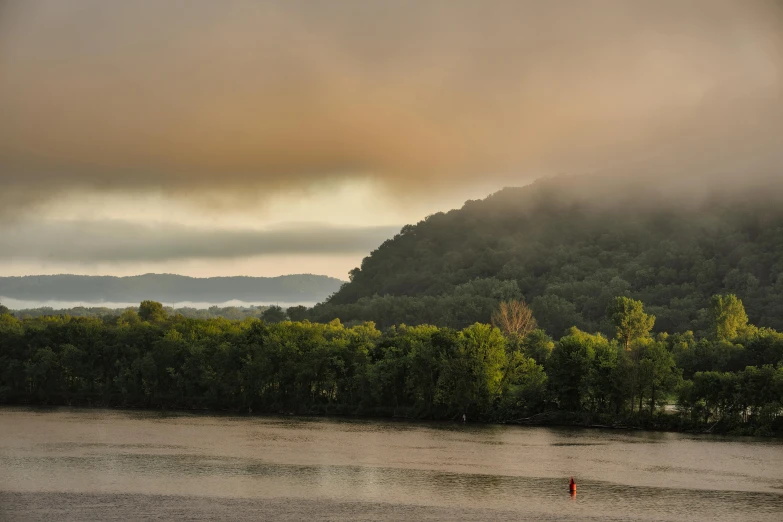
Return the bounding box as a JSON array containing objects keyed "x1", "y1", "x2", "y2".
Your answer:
[{"x1": 492, "y1": 299, "x2": 537, "y2": 337}]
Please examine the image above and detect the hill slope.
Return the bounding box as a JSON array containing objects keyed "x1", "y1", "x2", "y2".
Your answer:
[
  {"x1": 0, "y1": 274, "x2": 344, "y2": 304},
  {"x1": 312, "y1": 175, "x2": 783, "y2": 335}
]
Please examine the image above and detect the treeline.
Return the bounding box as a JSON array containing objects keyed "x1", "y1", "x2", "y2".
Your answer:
[
  {"x1": 6, "y1": 304, "x2": 275, "y2": 322},
  {"x1": 0, "y1": 296, "x2": 781, "y2": 436}
]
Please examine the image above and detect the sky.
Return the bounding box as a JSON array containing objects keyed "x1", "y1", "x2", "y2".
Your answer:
[{"x1": 0, "y1": 1, "x2": 781, "y2": 279}]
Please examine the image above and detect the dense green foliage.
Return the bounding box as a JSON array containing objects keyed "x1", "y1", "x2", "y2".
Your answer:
[
  {"x1": 0, "y1": 273, "x2": 343, "y2": 303},
  {"x1": 309, "y1": 178, "x2": 783, "y2": 337},
  {"x1": 1, "y1": 296, "x2": 780, "y2": 435}
]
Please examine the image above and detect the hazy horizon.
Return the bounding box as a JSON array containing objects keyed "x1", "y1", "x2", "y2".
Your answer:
[
  {"x1": 0, "y1": 296, "x2": 318, "y2": 311},
  {"x1": 0, "y1": 272, "x2": 346, "y2": 281}
]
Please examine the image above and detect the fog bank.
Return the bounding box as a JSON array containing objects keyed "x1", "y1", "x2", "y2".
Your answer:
[{"x1": 1, "y1": 0, "x2": 781, "y2": 212}]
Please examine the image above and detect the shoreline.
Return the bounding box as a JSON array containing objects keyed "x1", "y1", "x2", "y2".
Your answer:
[{"x1": 2, "y1": 403, "x2": 777, "y2": 439}]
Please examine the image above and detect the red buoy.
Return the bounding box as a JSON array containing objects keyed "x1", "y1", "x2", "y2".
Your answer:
[{"x1": 569, "y1": 477, "x2": 576, "y2": 493}]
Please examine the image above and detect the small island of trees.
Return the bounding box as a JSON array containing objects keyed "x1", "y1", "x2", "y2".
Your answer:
[{"x1": 0, "y1": 294, "x2": 781, "y2": 436}]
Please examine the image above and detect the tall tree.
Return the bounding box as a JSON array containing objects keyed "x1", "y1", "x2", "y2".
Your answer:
[
  {"x1": 261, "y1": 305, "x2": 288, "y2": 324},
  {"x1": 437, "y1": 324, "x2": 507, "y2": 417},
  {"x1": 608, "y1": 297, "x2": 655, "y2": 351},
  {"x1": 547, "y1": 328, "x2": 602, "y2": 411},
  {"x1": 709, "y1": 294, "x2": 749, "y2": 341},
  {"x1": 286, "y1": 305, "x2": 310, "y2": 322},
  {"x1": 521, "y1": 329, "x2": 555, "y2": 365},
  {"x1": 637, "y1": 341, "x2": 679, "y2": 415},
  {"x1": 139, "y1": 300, "x2": 167, "y2": 322},
  {"x1": 491, "y1": 300, "x2": 537, "y2": 338}
]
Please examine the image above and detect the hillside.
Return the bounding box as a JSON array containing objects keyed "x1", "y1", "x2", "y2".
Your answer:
[
  {"x1": 0, "y1": 273, "x2": 343, "y2": 305},
  {"x1": 311, "y1": 175, "x2": 783, "y2": 336}
]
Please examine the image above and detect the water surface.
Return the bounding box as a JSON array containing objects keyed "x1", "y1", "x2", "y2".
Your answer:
[{"x1": 1, "y1": 408, "x2": 781, "y2": 521}]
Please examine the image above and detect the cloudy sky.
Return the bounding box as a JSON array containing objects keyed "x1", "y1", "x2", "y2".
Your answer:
[{"x1": 1, "y1": 1, "x2": 781, "y2": 279}]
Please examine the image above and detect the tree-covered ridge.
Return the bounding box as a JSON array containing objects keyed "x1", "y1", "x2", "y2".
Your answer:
[
  {"x1": 310, "y1": 177, "x2": 783, "y2": 336},
  {"x1": 0, "y1": 273, "x2": 344, "y2": 304},
  {"x1": 1, "y1": 296, "x2": 781, "y2": 436}
]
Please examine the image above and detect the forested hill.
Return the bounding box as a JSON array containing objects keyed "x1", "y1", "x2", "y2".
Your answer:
[
  {"x1": 311, "y1": 175, "x2": 783, "y2": 336},
  {"x1": 0, "y1": 274, "x2": 343, "y2": 304}
]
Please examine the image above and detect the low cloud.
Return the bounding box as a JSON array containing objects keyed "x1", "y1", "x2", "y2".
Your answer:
[
  {"x1": 0, "y1": 220, "x2": 400, "y2": 263},
  {"x1": 0, "y1": 0, "x2": 781, "y2": 211}
]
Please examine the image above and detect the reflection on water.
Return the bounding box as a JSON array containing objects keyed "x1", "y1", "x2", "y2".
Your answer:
[{"x1": 1, "y1": 407, "x2": 782, "y2": 521}]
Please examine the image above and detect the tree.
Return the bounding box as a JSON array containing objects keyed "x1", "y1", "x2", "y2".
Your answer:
[
  {"x1": 400, "y1": 325, "x2": 441, "y2": 417},
  {"x1": 286, "y1": 305, "x2": 310, "y2": 322},
  {"x1": 139, "y1": 301, "x2": 167, "y2": 322},
  {"x1": 547, "y1": 328, "x2": 602, "y2": 411},
  {"x1": 608, "y1": 297, "x2": 655, "y2": 351},
  {"x1": 498, "y1": 352, "x2": 548, "y2": 418},
  {"x1": 531, "y1": 295, "x2": 584, "y2": 338},
  {"x1": 0, "y1": 303, "x2": 9, "y2": 316},
  {"x1": 261, "y1": 305, "x2": 287, "y2": 323},
  {"x1": 584, "y1": 340, "x2": 620, "y2": 414},
  {"x1": 436, "y1": 324, "x2": 507, "y2": 417},
  {"x1": 492, "y1": 300, "x2": 537, "y2": 337},
  {"x1": 521, "y1": 329, "x2": 554, "y2": 365},
  {"x1": 709, "y1": 294, "x2": 749, "y2": 341},
  {"x1": 26, "y1": 347, "x2": 61, "y2": 401},
  {"x1": 636, "y1": 341, "x2": 679, "y2": 415}
]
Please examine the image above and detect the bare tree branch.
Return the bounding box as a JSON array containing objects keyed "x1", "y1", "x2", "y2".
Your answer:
[{"x1": 492, "y1": 300, "x2": 537, "y2": 337}]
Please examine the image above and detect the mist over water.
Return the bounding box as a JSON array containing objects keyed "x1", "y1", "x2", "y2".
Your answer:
[{"x1": 0, "y1": 297, "x2": 316, "y2": 311}]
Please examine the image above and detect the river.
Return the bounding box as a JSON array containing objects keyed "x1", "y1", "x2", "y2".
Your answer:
[{"x1": 1, "y1": 407, "x2": 781, "y2": 521}]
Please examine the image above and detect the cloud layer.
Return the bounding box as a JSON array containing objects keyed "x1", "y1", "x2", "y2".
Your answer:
[
  {"x1": 1, "y1": 0, "x2": 781, "y2": 210},
  {"x1": 0, "y1": 220, "x2": 400, "y2": 263}
]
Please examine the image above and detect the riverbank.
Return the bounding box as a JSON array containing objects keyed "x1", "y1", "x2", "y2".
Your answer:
[
  {"x1": 507, "y1": 409, "x2": 781, "y2": 437},
  {"x1": 3, "y1": 401, "x2": 779, "y2": 439}
]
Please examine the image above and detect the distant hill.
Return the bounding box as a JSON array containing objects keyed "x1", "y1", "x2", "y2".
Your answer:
[
  {"x1": 311, "y1": 174, "x2": 783, "y2": 336},
  {"x1": 0, "y1": 274, "x2": 344, "y2": 305}
]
